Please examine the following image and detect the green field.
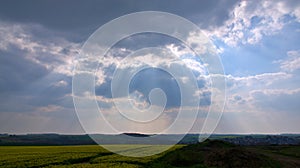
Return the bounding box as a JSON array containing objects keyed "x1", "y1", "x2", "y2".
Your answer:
[
  {"x1": 0, "y1": 141, "x2": 299, "y2": 168},
  {"x1": 0, "y1": 145, "x2": 183, "y2": 168}
]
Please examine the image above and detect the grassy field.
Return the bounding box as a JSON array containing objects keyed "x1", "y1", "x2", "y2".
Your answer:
[
  {"x1": 0, "y1": 141, "x2": 299, "y2": 167},
  {"x1": 0, "y1": 145, "x2": 183, "y2": 168}
]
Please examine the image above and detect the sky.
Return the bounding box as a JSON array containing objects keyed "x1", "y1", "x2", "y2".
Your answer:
[{"x1": 0, "y1": 0, "x2": 300, "y2": 134}]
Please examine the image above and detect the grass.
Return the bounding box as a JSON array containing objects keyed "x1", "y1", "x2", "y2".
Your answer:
[
  {"x1": 246, "y1": 145, "x2": 300, "y2": 168},
  {"x1": 0, "y1": 141, "x2": 299, "y2": 167},
  {"x1": 0, "y1": 146, "x2": 108, "y2": 167},
  {"x1": 0, "y1": 145, "x2": 184, "y2": 168}
]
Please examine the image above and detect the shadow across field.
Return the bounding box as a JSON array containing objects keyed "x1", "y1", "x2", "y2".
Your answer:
[{"x1": 29, "y1": 152, "x2": 114, "y2": 168}]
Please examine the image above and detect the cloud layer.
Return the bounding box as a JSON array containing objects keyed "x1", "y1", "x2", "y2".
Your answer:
[{"x1": 0, "y1": 0, "x2": 299, "y2": 134}]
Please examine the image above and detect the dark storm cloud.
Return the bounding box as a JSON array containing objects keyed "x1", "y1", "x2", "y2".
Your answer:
[
  {"x1": 24, "y1": 74, "x2": 72, "y2": 107},
  {"x1": 0, "y1": 48, "x2": 48, "y2": 93},
  {"x1": 0, "y1": 0, "x2": 237, "y2": 42},
  {"x1": 0, "y1": 30, "x2": 73, "y2": 112},
  {"x1": 0, "y1": 69, "x2": 72, "y2": 113}
]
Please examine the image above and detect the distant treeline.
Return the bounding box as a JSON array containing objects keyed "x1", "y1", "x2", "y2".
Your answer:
[
  {"x1": 0, "y1": 134, "x2": 95, "y2": 146},
  {"x1": 0, "y1": 133, "x2": 299, "y2": 146}
]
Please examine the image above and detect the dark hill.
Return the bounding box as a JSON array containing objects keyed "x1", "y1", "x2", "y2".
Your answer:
[
  {"x1": 122, "y1": 133, "x2": 152, "y2": 137},
  {"x1": 149, "y1": 140, "x2": 280, "y2": 168}
]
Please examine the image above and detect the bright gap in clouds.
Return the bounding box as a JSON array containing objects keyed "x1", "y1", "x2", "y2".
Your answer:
[
  {"x1": 94, "y1": 33, "x2": 212, "y2": 134},
  {"x1": 129, "y1": 68, "x2": 181, "y2": 109}
]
